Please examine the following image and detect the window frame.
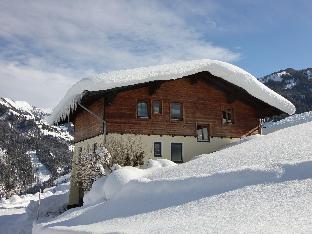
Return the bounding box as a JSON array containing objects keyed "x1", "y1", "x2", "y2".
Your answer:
[
  {"x1": 152, "y1": 100, "x2": 162, "y2": 115},
  {"x1": 154, "y1": 142, "x2": 162, "y2": 157},
  {"x1": 137, "y1": 100, "x2": 150, "y2": 119},
  {"x1": 196, "y1": 124, "x2": 210, "y2": 142},
  {"x1": 222, "y1": 108, "x2": 234, "y2": 125},
  {"x1": 171, "y1": 143, "x2": 183, "y2": 163},
  {"x1": 170, "y1": 102, "x2": 183, "y2": 121}
]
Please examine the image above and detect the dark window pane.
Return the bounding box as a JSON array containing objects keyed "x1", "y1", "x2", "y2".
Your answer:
[
  {"x1": 153, "y1": 101, "x2": 161, "y2": 114},
  {"x1": 171, "y1": 143, "x2": 182, "y2": 162},
  {"x1": 171, "y1": 103, "x2": 182, "y2": 120},
  {"x1": 137, "y1": 101, "x2": 148, "y2": 118},
  {"x1": 222, "y1": 109, "x2": 233, "y2": 124},
  {"x1": 227, "y1": 112, "x2": 232, "y2": 123},
  {"x1": 154, "y1": 142, "x2": 161, "y2": 157}
]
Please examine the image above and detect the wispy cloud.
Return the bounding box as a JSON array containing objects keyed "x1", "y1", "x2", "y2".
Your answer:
[{"x1": 0, "y1": 0, "x2": 239, "y2": 108}]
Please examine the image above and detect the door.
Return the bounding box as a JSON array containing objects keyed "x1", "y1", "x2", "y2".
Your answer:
[{"x1": 171, "y1": 143, "x2": 183, "y2": 163}]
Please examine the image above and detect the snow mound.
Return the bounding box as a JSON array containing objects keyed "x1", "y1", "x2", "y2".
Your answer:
[
  {"x1": 84, "y1": 159, "x2": 176, "y2": 206},
  {"x1": 26, "y1": 191, "x2": 69, "y2": 219},
  {"x1": 262, "y1": 111, "x2": 312, "y2": 134},
  {"x1": 48, "y1": 59, "x2": 295, "y2": 125}
]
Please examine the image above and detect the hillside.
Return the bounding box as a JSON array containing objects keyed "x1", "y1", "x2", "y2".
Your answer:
[
  {"x1": 259, "y1": 68, "x2": 312, "y2": 113},
  {"x1": 33, "y1": 112, "x2": 312, "y2": 233},
  {"x1": 0, "y1": 97, "x2": 73, "y2": 198}
]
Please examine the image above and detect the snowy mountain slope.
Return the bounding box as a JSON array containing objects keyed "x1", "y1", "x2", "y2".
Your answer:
[
  {"x1": 0, "y1": 97, "x2": 73, "y2": 141},
  {"x1": 259, "y1": 67, "x2": 312, "y2": 113},
  {"x1": 0, "y1": 97, "x2": 73, "y2": 198},
  {"x1": 34, "y1": 117, "x2": 312, "y2": 233},
  {"x1": 28, "y1": 151, "x2": 52, "y2": 185}
]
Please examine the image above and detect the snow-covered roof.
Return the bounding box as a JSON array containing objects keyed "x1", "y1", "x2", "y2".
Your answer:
[{"x1": 48, "y1": 59, "x2": 295, "y2": 125}]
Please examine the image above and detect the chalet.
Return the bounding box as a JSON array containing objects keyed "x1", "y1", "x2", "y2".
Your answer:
[{"x1": 48, "y1": 59, "x2": 295, "y2": 206}]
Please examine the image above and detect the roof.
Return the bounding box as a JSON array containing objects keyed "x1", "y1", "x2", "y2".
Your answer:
[{"x1": 47, "y1": 59, "x2": 296, "y2": 125}]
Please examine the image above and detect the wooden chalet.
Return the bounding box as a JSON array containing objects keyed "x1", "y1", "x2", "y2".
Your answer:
[{"x1": 48, "y1": 59, "x2": 295, "y2": 206}]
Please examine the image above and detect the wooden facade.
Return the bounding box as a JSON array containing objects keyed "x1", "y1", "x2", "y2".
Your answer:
[{"x1": 73, "y1": 72, "x2": 281, "y2": 142}]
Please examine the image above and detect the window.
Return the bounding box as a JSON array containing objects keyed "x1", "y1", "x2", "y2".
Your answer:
[
  {"x1": 170, "y1": 103, "x2": 182, "y2": 120},
  {"x1": 197, "y1": 125, "x2": 209, "y2": 142},
  {"x1": 152, "y1": 100, "x2": 162, "y2": 114},
  {"x1": 137, "y1": 101, "x2": 149, "y2": 118},
  {"x1": 154, "y1": 142, "x2": 162, "y2": 157},
  {"x1": 171, "y1": 143, "x2": 183, "y2": 163},
  {"x1": 222, "y1": 109, "x2": 233, "y2": 124}
]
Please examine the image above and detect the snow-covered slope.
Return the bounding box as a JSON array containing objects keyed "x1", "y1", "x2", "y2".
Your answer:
[
  {"x1": 0, "y1": 176, "x2": 70, "y2": 234},
  {"x1": 34, "y1": 116, "x2": 312, "y2": 233},
  {"x1": 0, "y1": 97, "x2": 73, "y2": 141},
  {"x1": 0, "y1": 97, "x2": 73, "y2": 198},
  {"x1": 48, "y1": 59, "x2": 295, "y2": 125}
]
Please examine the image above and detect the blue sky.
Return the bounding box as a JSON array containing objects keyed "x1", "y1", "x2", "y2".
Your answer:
[{"x1": 0, "y1": 0, "x2": 311, "y2": 108}]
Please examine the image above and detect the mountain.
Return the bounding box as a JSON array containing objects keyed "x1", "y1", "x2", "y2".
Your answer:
[
  {"x1": 0, "y1": 97, "x2": 73, "y2": 198},
  {"x1": 259, "y1": 68, "x2": 312, "y2": 113}
]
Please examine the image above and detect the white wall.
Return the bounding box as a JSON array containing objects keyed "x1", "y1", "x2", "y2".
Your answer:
[
  {"x1": 68, "y1": 133, "x2": 237, "y2": 205},
  {"x1": 73, "y1": 133, "x2": 237, "y2": 163}
]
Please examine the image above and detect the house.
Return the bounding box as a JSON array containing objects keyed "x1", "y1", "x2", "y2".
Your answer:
[{"x1": 48, "y1": 59, "x2": 295, "y2": 206}]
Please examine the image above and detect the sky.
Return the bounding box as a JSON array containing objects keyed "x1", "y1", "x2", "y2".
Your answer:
[{"x1": 0, "y1": 0, "x2": 311, "y2": 108}]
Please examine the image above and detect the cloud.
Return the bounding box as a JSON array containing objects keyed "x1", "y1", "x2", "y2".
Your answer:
[
  {"x1": 0, "y1": 61, "x2": 76, "y2": 108},
  {"x1": 0, "y1": 0, "x2": 240, "y2": 108}
]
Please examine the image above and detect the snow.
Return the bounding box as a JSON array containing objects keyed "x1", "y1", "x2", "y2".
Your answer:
[
  {"x1": 0, "y1": 179, "x2": 70, "y2": 234},
  {"x1": 260, "y1": 70, "x2": 291, "y2": 83},
  {"x1": 48, "y1": 59, "x2": 295, "y2": 125},
  {"x1": 262, "y1": 111, "x2": 312, "y2": 134},
  {"x1": 33, "y1": 115, "x2": 312, "y2": 233},
  {"x1": 28, "y1": 151, "x2": 52, "y2": 185},
  {"x1": 84, "y1": 159, "x2": 176, "y2": 206},
  {"x1": 53, "y1": 173, "x2": 71, "y2": 185},
  {"x1": 2, "y1": 112, "x2": 312, "y2": 233},
  {"x1": 284, "y1": 78, "x2": 296, "y2": 89},
  {"x1": 3, "y1": 97, "x2": 35, "y2": 119},
  {"x1": 0, "y1": 147, "x2": 6, "y2": 164},
  {"x1": 37, "y1": 122, "x2": 74, "y2": 142},
  {"x1": 304, "y1": 69, "x2": 312, "y2": 79}
]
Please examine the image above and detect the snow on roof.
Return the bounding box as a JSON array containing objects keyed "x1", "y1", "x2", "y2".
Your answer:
[{"x1": 48, "y1": 59, "x2": 295, "y2": 125}]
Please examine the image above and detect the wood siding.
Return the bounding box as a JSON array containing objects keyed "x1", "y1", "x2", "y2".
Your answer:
[
  {"x1": 105, "y1": 78, "x2": 260, "y2": 138},
  {"x1": 74, "y1": 98, "x2": 104, "y2": 142},
  {"x1": 73, "y1": 73, "x2": 268, "y2": 142}
]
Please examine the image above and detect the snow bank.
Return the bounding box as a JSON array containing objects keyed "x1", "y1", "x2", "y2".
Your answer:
[
  {"x1": 26, "y1": 191, "x2": 69, "y2": 219},
  {"x1": 262, "y1": 111, "x2": 312, "y2": 134},
  {"x1": 84, "y1": 159, "x2": 176, "y2": 206},
  {"x1": 48, "y1": 59, "x2": 295, "y2": 125}
]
